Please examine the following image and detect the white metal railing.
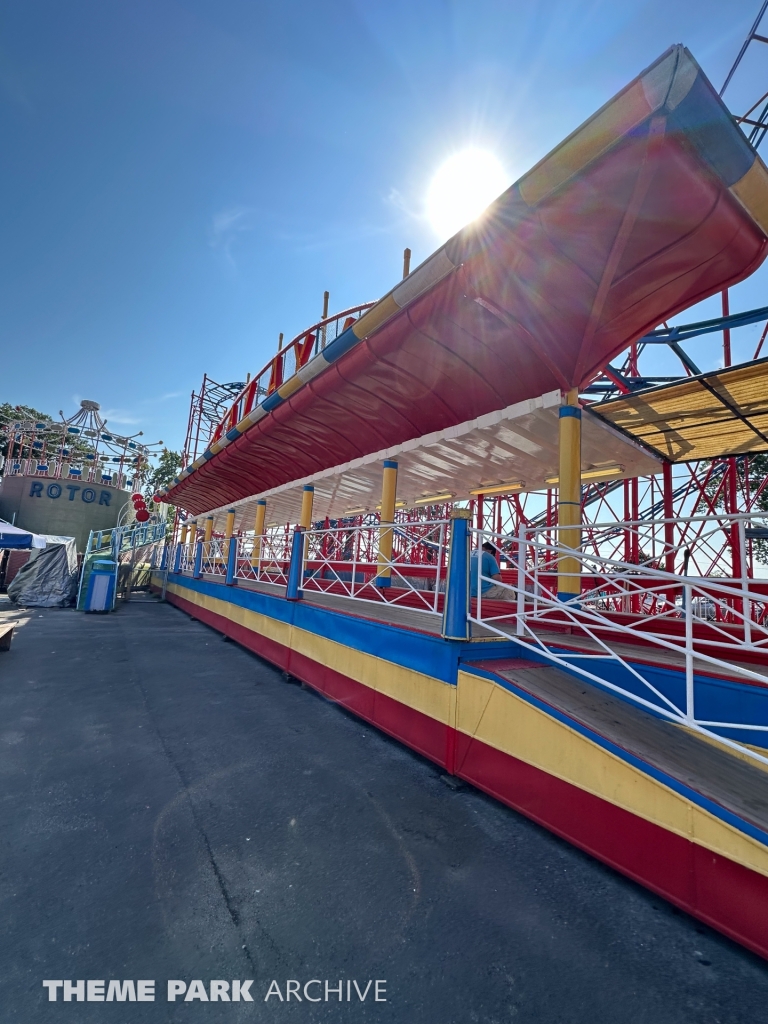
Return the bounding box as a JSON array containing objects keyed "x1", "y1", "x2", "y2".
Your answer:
[
  {"x1": 300, "y1": 520, "x2": 448, "y2": 615},
  {"x1": 85, "y1": 519, "x2": 167, "y2": 559},
  {"x1": 177, "y1": 541, "x2": 195, "y2": 573},
  {"x1": 469, "y1": 519, "x2": 768, "y2": 766},
  {"x1": 522, "y1": 512, "x2": 768, "y2": 635},
  {"x1": 553, "y1": 509, "x2": 766, "y2": 580},
  {"x1": 199, "y1": 538, "x2": 227, "y2": 576},
  {"x1": 235, "y1": 530, "x2": 291, "y2": 587}
]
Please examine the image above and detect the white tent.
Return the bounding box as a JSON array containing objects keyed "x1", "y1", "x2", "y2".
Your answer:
[{"x1": 0, "y1": 520, "x2": 47, "y2": 550}]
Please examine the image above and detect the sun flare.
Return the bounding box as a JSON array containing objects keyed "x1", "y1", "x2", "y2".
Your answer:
[{"x1": 426, "y1": 149, "x2": 508, "y2": 240}]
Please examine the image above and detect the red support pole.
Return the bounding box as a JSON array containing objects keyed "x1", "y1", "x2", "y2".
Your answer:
[
  {"x1": 722, "y1": 288, "x2": 732, "y2": 368},
  {"x1": 727, "y1": 456, "x2": 741, "y2": 579},
  {"x1": 662, "y1": 462, "x2": 675, "y2": 574},
  {"x1": 662, "y1": 461, "x2": 676, "y2": 610},
  {"x1": 630, "y1": 477, "x2": 640, "y2": 612}
]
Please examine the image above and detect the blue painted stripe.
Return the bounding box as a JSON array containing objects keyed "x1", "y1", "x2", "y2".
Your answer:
[
  {"x1": 261, "y1": 391, "x2": 283, "y2": 412},
  {"x1": 559, "y1": 405, "x2": 581, "y2": 419},
  {"x1": 202, "y1": 450, "x2": 215, "y2": 461},
  {"x1": 383, "y1": 460, "x2": 398, "y2": 469},
  {"x1": 226, "y1": 427, "x2": 241, "y2": 441},
  {"x1": 322, "y1": 325, "x2": 360, "y2": 364},
  {"x1": 667, "y1": 72, "x2": 754, "y2": 188},
  {"x1": 462, "y1": 661, "x2": 768, "y2": 850},
  {"x1": 167, "y1": 572, "x2": 514, "y2": 684}
]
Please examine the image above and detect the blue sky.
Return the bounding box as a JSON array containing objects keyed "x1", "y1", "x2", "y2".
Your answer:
[{"x1": 2, "y1": 0, "x2": 767, "y2": 453}]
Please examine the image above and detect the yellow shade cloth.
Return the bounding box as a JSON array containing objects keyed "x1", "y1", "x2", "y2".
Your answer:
[{"x1": 592, "y1": 358, "x2": 768, "y2": 462}]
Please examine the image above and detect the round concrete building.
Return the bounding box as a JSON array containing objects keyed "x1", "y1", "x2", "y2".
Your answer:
[{"x1": 0, "y1": 400, "x2": 159, "y2": 551}]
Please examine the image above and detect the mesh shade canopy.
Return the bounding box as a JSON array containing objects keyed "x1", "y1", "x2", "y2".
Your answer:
[{"x1": 591, "y1": 358, "x2": 768, "y2": 462}]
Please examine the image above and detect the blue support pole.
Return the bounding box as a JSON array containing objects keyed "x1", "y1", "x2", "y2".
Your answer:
[
  {"x1": 173, "y1": 541, "x2": 183, "y2": 574},
  {"x1": 193, "y1": 540, "x2": 203, "y2": 579},
  {"x1": 226, "y1": 535, "x2": 238, "y2": 585},
  {"x1": 286, "y1": 527, "x2": 305, "y2": 601},
  {"x1": 442, "y1": 509, "x2": 471, "y2": 640},
  {"x1": 160, "y1": 544, "x2": 168, "y2": 571}
]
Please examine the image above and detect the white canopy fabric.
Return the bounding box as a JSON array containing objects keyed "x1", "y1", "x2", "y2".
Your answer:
[
  {"x1": 203, "y1": 390, "x2": 661, "y2": 532},
  {"x1": 0, "y1": 520, "x2": 47, "y2": 549}
]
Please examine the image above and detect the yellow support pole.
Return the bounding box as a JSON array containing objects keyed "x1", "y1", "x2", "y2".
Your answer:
[
  {"x1": 557, "y1": 388, "x2": 582, "y2": 602},
  {"x1": 179, "y1": 523, "x2": 188, "y2": 547},
  {"x1": 377, "y1": 460, "x2": 398, "y2": 587},
  {"x1": 300, "y1": 485, "x2": 314, "y2": 562},
  {"x1": 224, "y1": 508, "x2": 235, "y2": 560},
  {"x1": 204, "y1": 516, "x2": 213, "y2": 543},
  {"x1": 251, "y1": 499, "x2": 267, "y2": 566},
  {"x1": 402, "y1": 247, "x2": 411, "y2": 279},
  {"x1": 299, "y1": 486, "x2": 314, "y2": 530}
]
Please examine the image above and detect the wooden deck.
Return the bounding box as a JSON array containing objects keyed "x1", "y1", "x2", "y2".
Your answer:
[{"x1": 476, "y1": 657, "x2": 768, "y2": 833}]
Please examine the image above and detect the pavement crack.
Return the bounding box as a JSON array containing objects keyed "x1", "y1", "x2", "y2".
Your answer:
[{"x1": 118, "y1": 615, "x2": 258, "y2": 974}]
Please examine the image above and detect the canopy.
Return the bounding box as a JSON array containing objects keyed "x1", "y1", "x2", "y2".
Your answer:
[
  {"x1": 203, "y1": 391, "x2": 660, "y2": 532},
  {"x1": 591, "y1": 358, "x2": 768, "y2": 462},
  {"x1": 0, "y1": 521, "x2": 47, "y2": 550},
  {"x1": 164, "y1": 45, "x2": 768, "y2": 516}
]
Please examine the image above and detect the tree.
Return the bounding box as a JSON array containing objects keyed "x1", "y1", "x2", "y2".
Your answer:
[
  {"x1": 144, "y1": 448, "x2": 182, "y2": 498},
  {"x1": 0, "y1": 402, "x2": 92, "y2": 463},
  {"x1": 1, "y1": 402, "x2": 52, "y2": 460}
]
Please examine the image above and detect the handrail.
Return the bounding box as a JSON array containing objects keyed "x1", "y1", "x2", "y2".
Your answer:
[
  {"x1": 211, "y1": 302, "x2": 375, "y2": 442},
  {"x1": 468, "y1": 522, "x2": 768, "y2": 767}
]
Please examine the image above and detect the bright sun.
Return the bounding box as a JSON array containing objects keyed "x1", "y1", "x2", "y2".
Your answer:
[{"x1": 426, "y1": 149, "x2": 508, "y2": 240}]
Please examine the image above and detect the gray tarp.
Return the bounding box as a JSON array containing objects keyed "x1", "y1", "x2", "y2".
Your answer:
[{"x1": 7, "y1": 536, "x2": 78, "y2": 607}]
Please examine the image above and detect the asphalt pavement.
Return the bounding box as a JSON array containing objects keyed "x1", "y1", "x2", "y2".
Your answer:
[{"x1": 1, "y1": 593, "x2": 767, "y2": 1023}]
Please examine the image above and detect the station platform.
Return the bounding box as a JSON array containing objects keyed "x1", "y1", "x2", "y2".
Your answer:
[{"x1": 153, "y1": 568, "x2": 768, "y2": 962}]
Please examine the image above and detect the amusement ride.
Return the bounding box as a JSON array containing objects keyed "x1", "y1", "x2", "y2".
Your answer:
[{"x1": 149, "y1": 31, "x2": 768, "y2": 960}]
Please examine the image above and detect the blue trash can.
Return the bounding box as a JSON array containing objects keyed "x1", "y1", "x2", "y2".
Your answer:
[{"x1": 84, "y1": 560, "x2": 117, "y2": 613}]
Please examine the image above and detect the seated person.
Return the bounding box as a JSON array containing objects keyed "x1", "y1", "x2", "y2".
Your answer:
[{"x1": 470, "y1": 541, "x2": 514, "y2": 601}]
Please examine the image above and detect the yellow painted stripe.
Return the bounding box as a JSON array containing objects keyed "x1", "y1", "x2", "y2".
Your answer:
[
  {"x1": 165, "y1": 583, "x2": 455, "y2": 726},
  {"x1": 277, "y1": 374, "x2": 304, "y2": 401},
  {"x1": 730, "y1": 156, "x2": 768, "y2": 236},
  {"x1": 160, "y1": 580, "x2": 768, "y2": 880},
  {"x1": 519, "y1": 81, "x2": 652, "y2": 207},
  {"x1": 456, "y1": 669, "x2": 768, "y2": 879},
  {"x1": 352, "y1": 294, "x2": 400, "y2": 339}
]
